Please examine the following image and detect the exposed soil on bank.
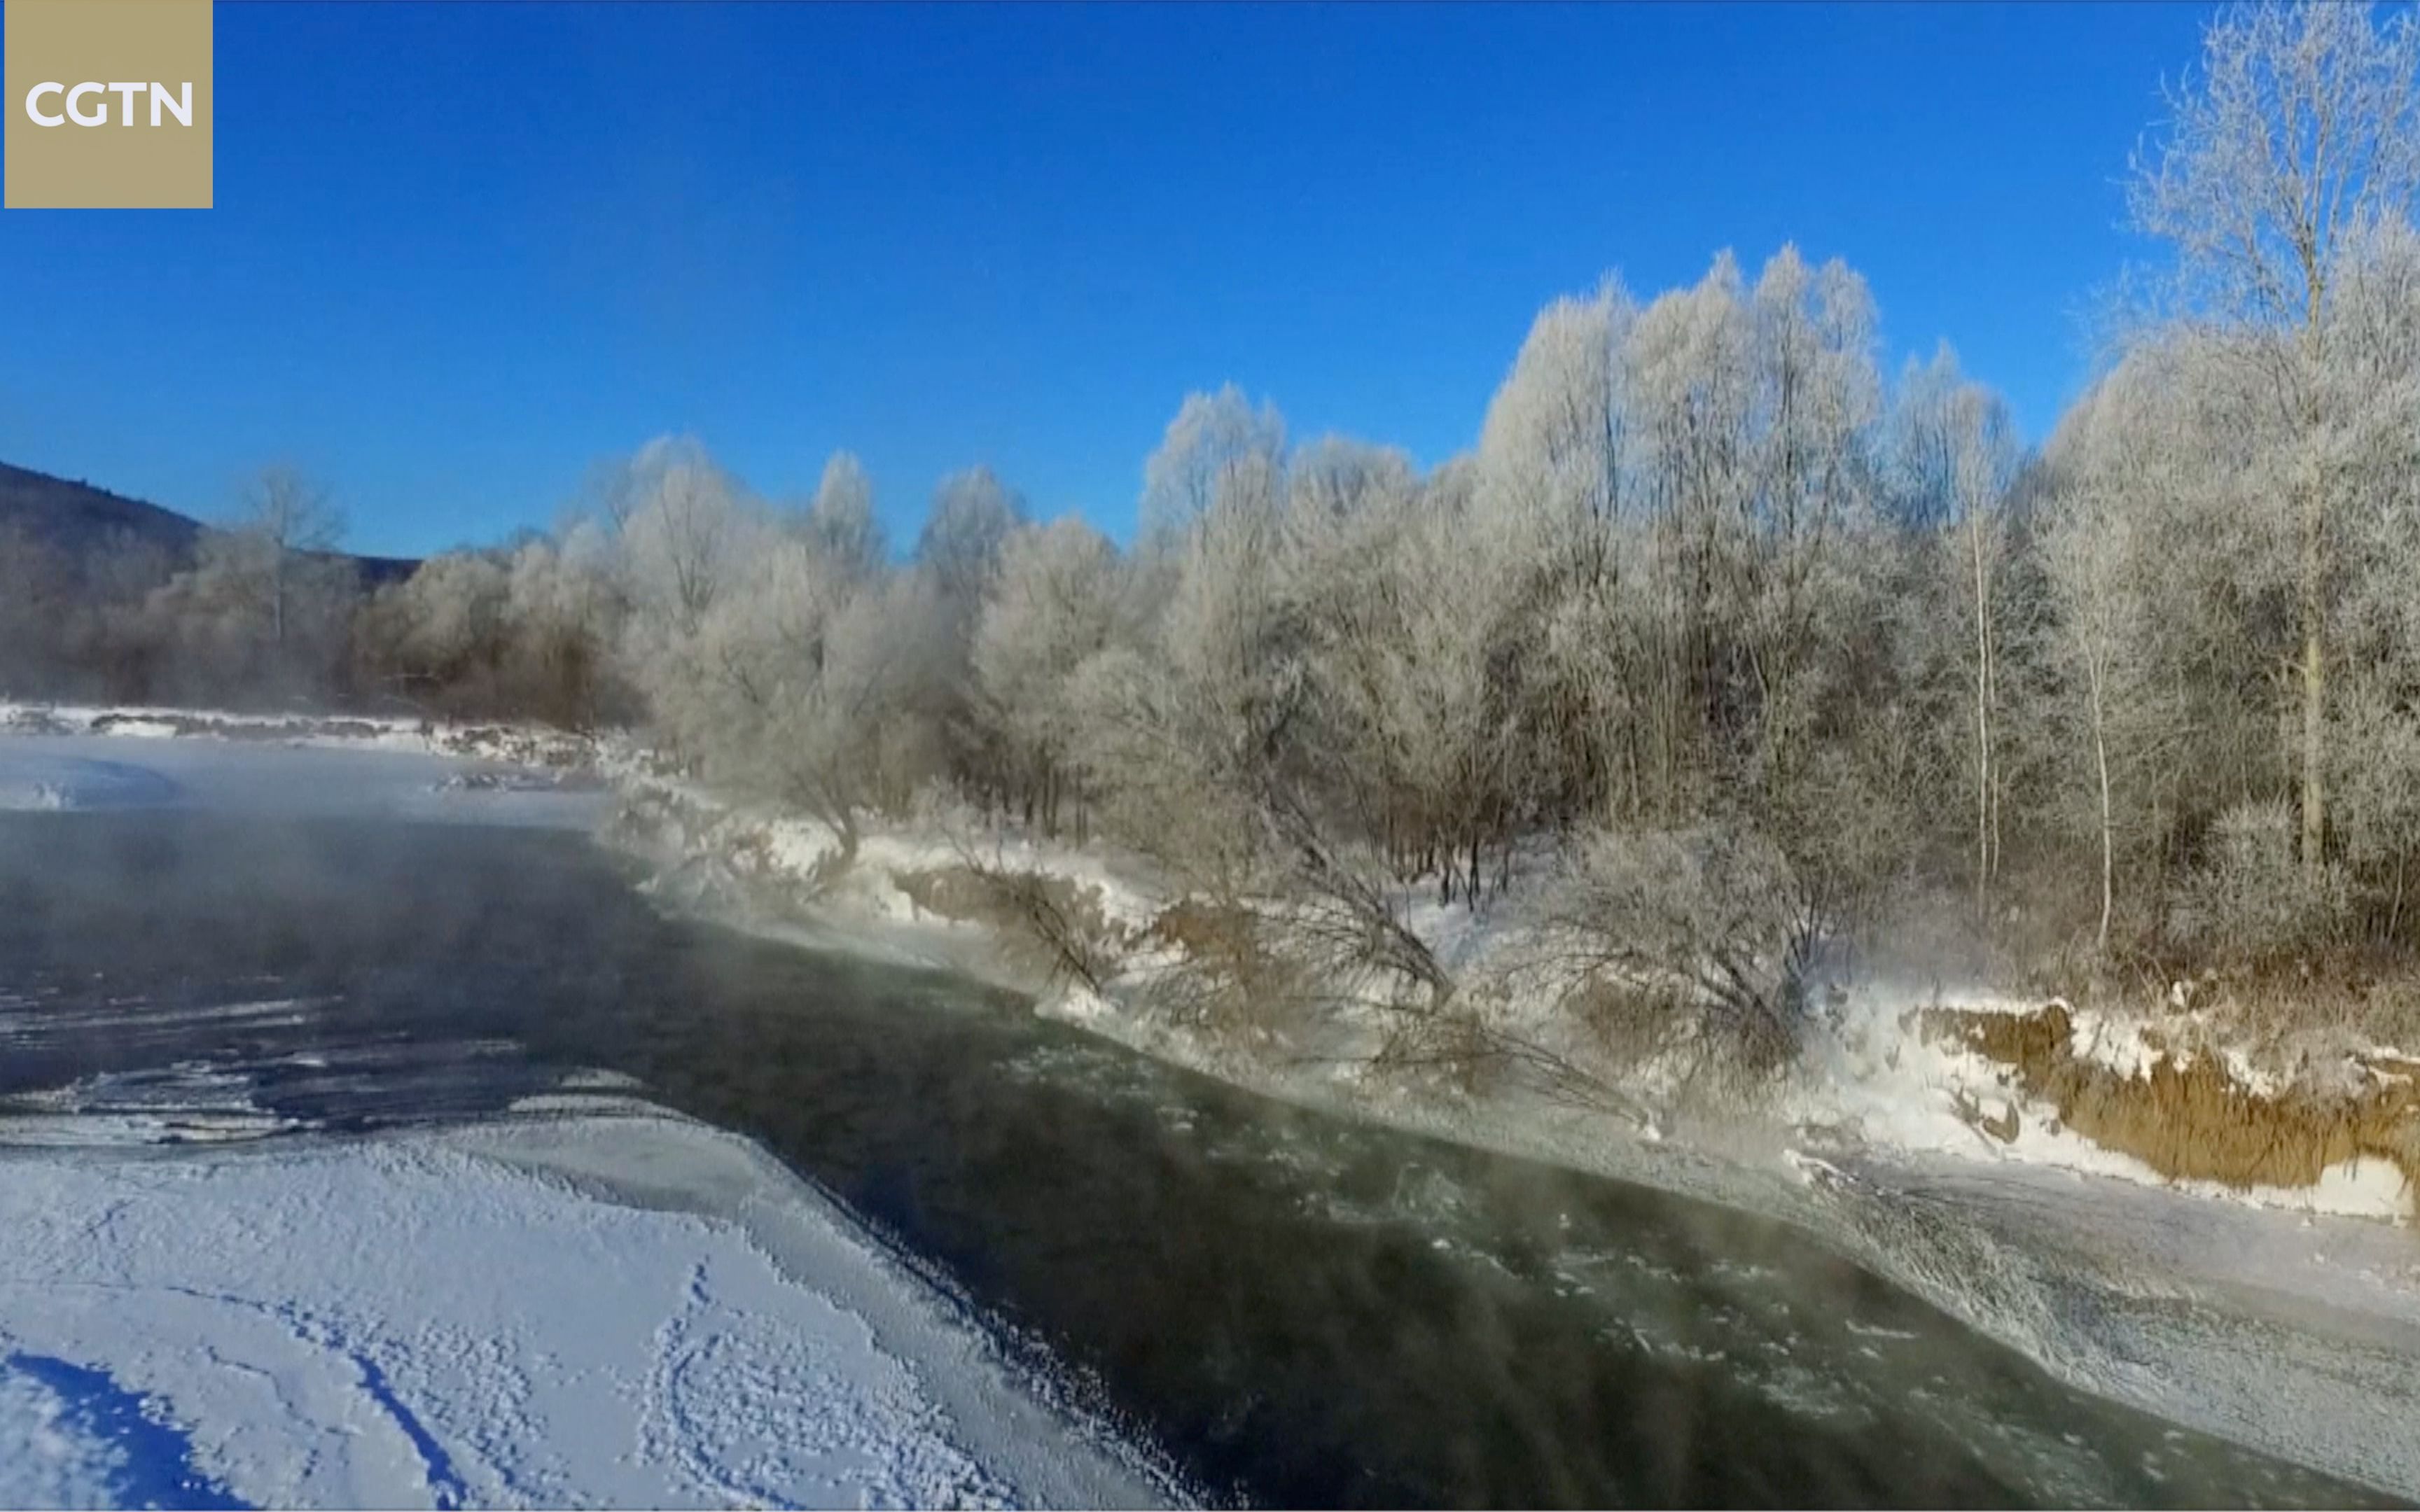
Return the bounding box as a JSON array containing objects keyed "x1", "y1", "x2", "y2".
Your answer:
[{"x1": 1922, "y1": 1000, "x2": 2420, "y2": 1204}]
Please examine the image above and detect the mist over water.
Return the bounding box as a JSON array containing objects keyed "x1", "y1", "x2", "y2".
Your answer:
[{"x1": 0, "y1": 805, "x2": 2393, "y2": 1508}]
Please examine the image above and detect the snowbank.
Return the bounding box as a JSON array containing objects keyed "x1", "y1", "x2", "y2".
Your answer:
[
  {"x1": 0, "y1": 732, "x2": 605, "y2": 831},
  {"x1": 1793, "y1": 981, "x2": 2417, "y2": 1223},
  {"x1": 1, "y1": 697, "x2": 606, "y2": 830},
  {"x1": 602, "y1": 777, "x2": 1172, "y2": 985},
  {"x1": 0, "y1": 751, "x2": 181, "y2": 812},
  {"x1": 0, "y1": 701, "x2": 593, "y2": 770},
  {"x1": 0, "y1": 1110, "x2": 1174, "y2": 1510},
  {"x1": 608, "y1": 775, "x2": 2419, "y2": 1225}
]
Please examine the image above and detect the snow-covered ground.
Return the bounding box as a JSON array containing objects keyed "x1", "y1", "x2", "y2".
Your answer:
[
  {"x1": 0, "y1": 731, "x2": 603, "y2": 830},
  {"x1": 1793, "y1": 978, "x2": 2416, "y2": 1221},
  {"x1": 0, "y1": 702, "x2": 592, "y2": 769},
  {"x1": 0, "y1": 1108, "x2": 1172, "y2": 1510},
  {"x1": 599, "y1": 775, "x2": 1171, "y2": 979}
]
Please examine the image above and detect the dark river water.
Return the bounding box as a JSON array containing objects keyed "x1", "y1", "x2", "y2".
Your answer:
[{"x1": 0, "y1": 808, "x2": 2397, "y2": 1509}]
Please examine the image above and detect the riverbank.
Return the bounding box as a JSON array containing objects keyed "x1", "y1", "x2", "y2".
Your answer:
[
  {"x1": 601, "y1": 766, "x2": 2420, "y2": 1502},
  {"x1": 601, "y1": 771, "x2": 2419, "y2": 1221},
  {"x1": 0, "y1": 702, "x2": 604, "y2": 828}
]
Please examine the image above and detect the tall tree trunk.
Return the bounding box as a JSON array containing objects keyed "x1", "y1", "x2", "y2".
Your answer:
[
  {"x1": 2299, "y1": 461, "x2": 2326, "y2": 884},
  {"x1": 1983, "y1": 566, "x2": 2001, "y2": 888},
  {"x1": 1970, "y1": 518, "x2": 1993, "y2": 920},
  {"x1": 2091, "y1": 661, "x2": 2114, "y2": 955},
  {"x1": 2300, "y1": 276, "x2": 2326, "y2": 886}
]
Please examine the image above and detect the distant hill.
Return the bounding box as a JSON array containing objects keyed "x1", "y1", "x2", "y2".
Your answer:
[
  {"x1": 0, "y1": 461, "x2": 418, "y2": 586},
  {"x1": 0, "y1": 461, "x2": 202, "y2": 563}
]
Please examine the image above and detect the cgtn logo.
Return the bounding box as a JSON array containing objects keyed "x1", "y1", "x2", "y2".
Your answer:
[
  {"x1": 24, "y1": 81, "x2": 197, "y2": 129},
  {"x1": 4, "y1": 0, "x2": 214, "y2": 209}
]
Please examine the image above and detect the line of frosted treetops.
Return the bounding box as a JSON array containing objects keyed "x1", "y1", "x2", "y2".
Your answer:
[{"x1": 7, "y1": 1, "x2": 2419, "y2": 1007}]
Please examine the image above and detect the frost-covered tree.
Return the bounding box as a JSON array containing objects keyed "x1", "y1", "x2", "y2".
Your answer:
[
  {"x1": 917, "y1": 466, "x2": 1023, "y2": 610},
  {"x1": 1889, "y1": 345, "x2": 2024, "y2": 913},
  {"x1": 513, "y1": 520, "x2": 627, "y2": 727},
  {"x1": 2037, "y1": 346, "x2": 2221, "y2": 951},
  {"x1": 2316, "y1": 218, "x2": 2420, "y2": 934},
  {"x1": 1316, "y1": 460, "x2": 1531, "y2": 904},
  {"x1": 646, "y1": 530, "x2": 947, "y2": 850},
  {"x1": 618, "y1": 435, "x2": 753, "y2": 639},
  {"x1": 1139, "y1": 384, "x2": 1286, "y2": 547},
  {"x1": 1476, "y1": 283, "x2": 1631, "y2": 585},
  {"x1": 912, "y1": 465, "x2": 1029, "y2": 791},
  {"x1": 0, "y1": 526, "x2": 76, "y2": 696},
  {"x1": 2130, "y1": 0, "x2": 2420, "y2": 879},
  {"x1": 116, "y1": 465, "x2": 365, "y2": 705},
  {"x1": 229, "y1": 465, "x2": 346, "y2": 649},
  {"x1": 360, "y1": 550, "x2": 511, "y2": 702},
  {"x1": 972, "y1": 517, "x2": 1130, "y2": 833},
  {"x1": 805, "y1": 451, "x2": 884, "y2": 583},
  {"x1": 2041, "y1": 483, "x2": 2149, "y2": 952}
]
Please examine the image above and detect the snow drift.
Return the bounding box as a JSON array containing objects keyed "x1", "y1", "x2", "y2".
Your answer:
[{"x1": 0, "y1": 1108, "x2": 1174, "y2": 1510}]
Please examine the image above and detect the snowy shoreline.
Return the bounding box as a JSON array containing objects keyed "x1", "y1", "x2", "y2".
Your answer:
[
  {"x1": 600, "y1": 769, "x2": 2419, "y2": 1224},
  {"x1": 0, "y1": 701, "x2": 594, "y2": 769},
  {"x1": 0, "y1": 706, "x2": 606, "y2": 829},
  {"x1": 0, "y1": 1104, "x2": 1176, "y2": 1511}
]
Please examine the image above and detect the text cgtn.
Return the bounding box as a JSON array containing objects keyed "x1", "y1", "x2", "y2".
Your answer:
[{"x1": 23, "y1": 82, "x2": 195, "y2": 128}]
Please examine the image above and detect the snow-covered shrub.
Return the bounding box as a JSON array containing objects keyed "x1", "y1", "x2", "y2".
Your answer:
[
  {"x1": 2170, "y1": 799, "x2": 2350, "y2": 962},
  {"x1": 1524, "y1": 824, "x2": 1829, "y2": 1080}
]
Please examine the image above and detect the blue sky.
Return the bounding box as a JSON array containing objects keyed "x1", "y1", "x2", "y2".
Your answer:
[{"x1": 0, "y1": 2, "x2": 2215, "y2": 559}]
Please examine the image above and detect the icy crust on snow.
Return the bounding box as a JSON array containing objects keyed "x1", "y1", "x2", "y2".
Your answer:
[
  {"x1": 0, "y1": 1063, "x2": 315, "y2": 1147},
  {"x1": 0, "y1": 1112, "x2": 1175, "y2": 1511}
]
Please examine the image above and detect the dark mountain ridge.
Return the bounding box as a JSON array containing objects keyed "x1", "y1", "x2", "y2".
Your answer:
[{"x1": 0, "y1": 461, "x2": 419, "y2": 586}]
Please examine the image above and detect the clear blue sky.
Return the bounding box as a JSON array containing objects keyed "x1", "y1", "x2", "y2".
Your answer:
[{"x1": 0, "y1": 2, "x2": 2216, "y2": 559}]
